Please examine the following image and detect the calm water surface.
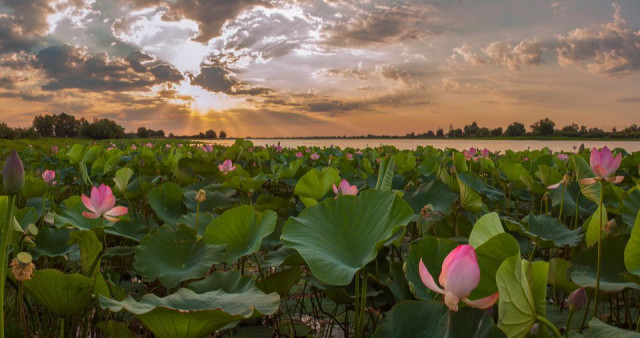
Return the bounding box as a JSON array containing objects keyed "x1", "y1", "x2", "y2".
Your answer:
[{"x1": 203, "y1": 139, "x2": 640, "y2": 152}]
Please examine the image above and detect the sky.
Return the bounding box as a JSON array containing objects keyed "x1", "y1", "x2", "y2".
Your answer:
[{"x1": 0, "y1": 0, "x2": 639, "y2": 137}]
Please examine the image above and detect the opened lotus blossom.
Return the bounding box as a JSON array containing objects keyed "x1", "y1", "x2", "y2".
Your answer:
[
  {"x1": 462, "y1": 147, "x2": 477, "y2": 160},
  {"x1": 557, "y1": 153, "x2": 569, "y2": 161},
  {"x1": 347, "y1": 153, "x2": 353, "y2": 160},
  {"x1": 580, "y1": 147, "x2": 624, "y2": 185},
  {"x1": 480, "y1": 148, "x2": 490, "y2": 158},
  {"x1": 419, "y1": 245, "x2": 499, "y2": 311},
  {"x1": 332, "y1": 179, "x2": 358, "y2": 197},
  {"x1": 218, "y1": 159, "x2": 236, "y2": 175},
  {"x1": 296, "y1": 151, "x2": 303, "y2": 158},
  {"x1": 42, "y1": 170, "x2": 56, "y2": 186},
  {"x1": 203, "y1": 144, "x2": 214, "y2": 153},
  {"x1": 81, "y1": 184, "x2": 128, "y2": 222},
  {"x1": 51, "y1": 145, "x2": 58, "y2": 154},
  {"x1": 310, "y1": 153, "x2": 320, "y2": 160}
]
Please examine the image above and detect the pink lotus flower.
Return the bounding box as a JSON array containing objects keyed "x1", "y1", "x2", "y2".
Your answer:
[
  {"x1": 146, "y1": 142, "x2": 153, "y2": 148},
  {"x1": 218, "y1": 159, "x2": 236, "y2": 175},
  {"x1": 81, "y1": 184, "x2": 128, "y2": 222},
  {"x1": 480, "y1": 148, "x2": 489, "y2": 158},
  {"x1": 580, "y1": 147, "x2": 623, "y2": 185},
  {"x1": 419, "y1": 245, "x2": 499, "y2": 311},
  {"x1": 557, "y1": 153, "x2": 569, "y2": 161},
  {"x1": 296, "y1": 151, "x2": 303, "y2": 158},
  {"x1": 305, "y1": 148, "x2": 311, "y2": 153},
  {"x1": 356, "y1": 150, "x2": 363, "y2": 155},
  {"x1": 42, "y1": 170, "x2": 56, "y2": 186},
  {"x1": 333, "y1": 179, "x2": 358, "y2": 197},
  {"x1": 51, "y1": 145, "x2": 58, "y2": 154},
  {"x1": 462, "y1": 147, "x2": 477, "y2": 160},
  {"x1": 347, "y1": 153, "x2": 353, "y2": 160},
  {"x1": 165, "y1": 144, "x2": 171, "y2": 149},
  {"x1": 275, "y1": 145, "x2": 283, "y2": 152},
  {"x1": 203, "y1": 144, "x2": 213, "y2": 153},
  {"x1": 310, "y1": 153, "x2": 319, "y2": 160},
  {"x1": 178, "y1": 144, "x2": 183, "y2": 148},
  {"x1": 131, "y1": 144, "x2": 137, "y2": 150}
]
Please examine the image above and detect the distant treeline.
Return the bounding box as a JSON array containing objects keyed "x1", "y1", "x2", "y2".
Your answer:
[
  {"x1": 262, "y1": 118, "x2": 640, "y2": 140},
  {"x1": 0, "y1": 113, "x2": 227, "y2": 140},
  {"x1": 1, "y1": 114, "x2": 638, "y2": 140}
]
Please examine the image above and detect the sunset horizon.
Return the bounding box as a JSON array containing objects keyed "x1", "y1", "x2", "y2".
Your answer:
[{"x1": 1, "y1": 0, "x2": 639, "y2": 137}]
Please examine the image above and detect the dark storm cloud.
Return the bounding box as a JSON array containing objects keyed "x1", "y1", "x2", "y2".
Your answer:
[
  {"x1": 2, "y1": 0, "x2": 53, "y2": 35},
  {"x1": 35, "y1": 44, "x2": 184, "y2": 91},
  {"x1": 160, "y1": 0, "x2": 271, "y2": 43},
  {"x1": 0, "y1": 18, "x2": 37, "y2": 53},
  {"x1": 191, "y1": 65, "x2": 270, "y2": 95}
]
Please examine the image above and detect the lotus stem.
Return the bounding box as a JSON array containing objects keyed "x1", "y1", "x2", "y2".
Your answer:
[
  {"x1": 559, "y1": 183, "x2": 565, "y2": 219},
  {"x1": 564, "y1": 310, "x2": 575, "y2": 338},
  {"x1": 537, "y1": 315, "x2": 562, "y2": 338},
  {"x1": 594, "y1": 181, "x2": 604, "y2": 318},
  {"x1": 0, "y1": 194, "x2": 16, "y2": 338},
  {"x1": 196, "y1": 202, "x2": 200, "y2": 230}
]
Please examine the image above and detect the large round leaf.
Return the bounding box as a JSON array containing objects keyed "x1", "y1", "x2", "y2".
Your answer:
[
  {"x1": 471, "y1": 233, "x2": 521, "y2": 300},
  {"x1": 403, "y1": 179, "x2": 457, "y2": 218},
  {"x1": 571, "y1": 235, "x2": 640, "y2": 292},
  {"x1": 496, "y1": 256, "x2": 549, "y2": 338},
  {"x1": 22, "y1": 269, "x2": 95, "y2": 317},
  {"x1": 203, "y1": 205, "x2": 276, "y2": 263},
  {"x1": 469, "y1": 212, "x2": 504, "y2": 248},
  {"x1": 147, "y1": 182, "x2": 186, "y2": 225},
  {"x1": 281, "y1": 190, "x2": 413, "y2": 286},
  {"x1": 188, "y1": 270, "x2": 255, "y2": 294},
  {"x1": 99, "y1": 288, "x2": 280, "y2": 338},
  {"x1": 404, "y1": 236, "x2": 458, "y2": 300},
  {"x1": 135, "y1": 225, "x2": 226, "y2": 288},
  {"x1": 371, "y1": 301, "x2": 505, "y2": 338},
  {"x1": 32, "y1": 227, "x2": 75, "y2": 258},
  {"x1": 294, "y1": 167, "x2": 340, "y2": 207},
  {"x1": 622, "y1": 188, "x2": 640, "y2": 228}
]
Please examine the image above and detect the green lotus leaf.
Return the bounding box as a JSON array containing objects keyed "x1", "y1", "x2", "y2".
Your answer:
[
  {"x1": 113, "y1": 167, "x2": 134, "y2": 195},
  {"x1": 404, "y1": 236, "x2": 458, "y2": 300},
  {"x1": 147, "y1": 182, "x2": 186, "y2": 225},
  {"x1": 32, "y1": 227, "x2": 75, "y2": 258},
  {"x1": 22, "y1": 269, "x2": 95, "y2": 317},
  {"x1": 99, "y1": 288, "x2": 280, "y2": 338},
  {"x1": 403, "y1": 179, "x2": 457, "y2": 217},
  {"x1": 294, "y1": 167, "x2": 340, "y2": 207},
  {"x1": 256, "y1": 266, "x2": 302, "y2": 297},
  {"x1": 371, "y1": 301, "x2": 505, "y2": 338},
  {"x1": 571, "y1": 235, "x2": 640, "y2": 292},
  {"x1": 281, "y1": 190, "x2": 413, "y2": 286},
  {"x1": 585, "y1": 205, "x2": 607, "y2": 248},
  {"x1": 203, "y1": 205, "x2": 277, "y2": 263},
  {"x1": 625, "y1": 209, "x2": 640, "y2": 276},
  {"x1": 188, "y1": 270, "x2": 255, "y2": 294},
  {"x1": 496, "y1": 256, "x2": 549, "y2": 338},
  {"x1": 471, "y1": 233, "x2": 521, "y2": 300},
  {"x1": 588, "y1": 318, "x2": 640, "y2": 337},
  {"x1": 548, "y1": 258, "x2": 578, "y2": 293},
  {"x1": 469, "y1": 212, "x2": 504, "y2": 248},
  {"x1": 104, "y1": 213, "x2": 149, "y2": 242},
  {"x1": 134, "y1": 225, "x2": 226, "y2": 288},
  {"x1": 458, "y1": 176, "x2": 483, "y2": 212},
  {"x1": 507, "y1": 214, "x2": 584, "y2": 248},
  {"x1": 622, "y1": 188, "x2": 640, "y2": 228},
  {"x1": 14, "y1": 206, "x2": 38, "y2": 231},
  {"x1": 20, "y1": 175, "x2": 46, "y2": 199},
  {"x1": 457, "y1": 171, "x2": 505, "y2": 202}
]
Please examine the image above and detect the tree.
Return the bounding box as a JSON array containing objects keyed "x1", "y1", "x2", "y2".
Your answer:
[
  {"x1": 436, "y1": 128, "x2": 444, "y2": 137},
  {"x1": 463, "y1": 122, "x2": 480, "y2": 137},
  {"x1": 53, "y1": 113, "x2": 79, "y2": 137},
  {"x1": 219, "y1": 130, "x2": 227, "y2": 139},
  {"x1": 0, "y1": 122, "x2": 14, "y2": 139},
  {"x1": 530, "y1": 118, "x2": 555, "y2": 136},
  {"x1": 81, "y1": 118, "x2": 125, "y2": 139},
  {"x1": 426, "y1": 130, "x2": 435, "y2": 138},
  {"x1": 137, "y1": 127, "x2": 149, "y2": 138},
  {"x1": 490, "y1": 127, "x2": 503, "y2": 136},
  {"x1": 205, "y1": 129, "x2": 217, "y2": 139},
  {"x1": 447, "y1": 128, "x2": 462, "y2": 138},
  {"x1": 505, "y1": 122, "x2": 526, "y2": 137},
  {"x1": 32, "y1": 115, "x2": 55, "y2": 137}
]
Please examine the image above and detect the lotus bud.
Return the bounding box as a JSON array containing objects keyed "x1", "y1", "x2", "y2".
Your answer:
[
  {"x1": 568, "y1": 288, "x2": 587, "y2": 312},
  {"x1": 3, "y1": 150, "x2": 24, "y2": 195},
  {"x1": 195, "y1": 189, "x2": 207, "y2": 203}
]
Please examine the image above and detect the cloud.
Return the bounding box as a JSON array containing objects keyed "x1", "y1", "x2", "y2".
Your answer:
[
  {"x1": 191, "y1": 65, "x2": 270, "y2": 95},
  {"x1": 615, "y1": 96, "x2": 640, "y2": 103},
  {"x1": 555, "y1": 3, "x2": 640, "y2": 75},
  {"x1": 35, "y1": 44, "x2": 184, "y2": 91},
  {"x1": 161, "y1": 0, "x2": 271, "y2": 43},
  {"x1": 323, "y1": 3, "x2": 441, "y2": 47},
  {"x1": 450, "y1": 38, "x2": 545, "y2": 70}
]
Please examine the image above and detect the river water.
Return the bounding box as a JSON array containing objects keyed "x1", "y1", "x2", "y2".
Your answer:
[{"x1": 202, "y1": 139, "x2": 640, "y2": 152}]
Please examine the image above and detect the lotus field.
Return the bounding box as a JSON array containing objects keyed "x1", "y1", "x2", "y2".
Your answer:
[{"x1": 3, "y1": 139, "x2": 640, "y2": 338}]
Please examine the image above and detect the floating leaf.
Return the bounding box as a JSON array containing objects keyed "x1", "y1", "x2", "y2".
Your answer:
[{"x1": 147, "y1": 182, "x2": 186, "y2": 225}]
